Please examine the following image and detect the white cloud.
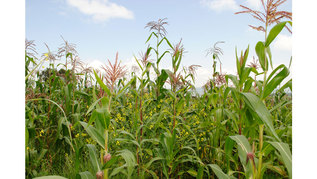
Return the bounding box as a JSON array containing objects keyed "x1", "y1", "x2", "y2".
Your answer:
[
  {"x1": 246, "y1": 0, "x2": 261, "y2": 10},
  {"x1": 66, "y1": 0, "x2": 134, "y2": 22},
  {"x1": 273, "y1": 34, "x2": 292, "y2": 51},
  {"x1": 86, "y1": 59, "x2": 105, "y2": 72},
  {"x1": 193, "y1": 67, "x2": 212, "y2": 87},
  {"x1": 200, "y1": 0, "x2": 239, "y2": 12},
  {"x1": 201, "y1": 0, "x2": 263, "y2": 12}
]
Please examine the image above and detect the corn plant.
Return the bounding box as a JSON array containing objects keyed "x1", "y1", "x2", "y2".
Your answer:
[{"x1": 26, "y1": 4, "x2": 292, "y2": 178}]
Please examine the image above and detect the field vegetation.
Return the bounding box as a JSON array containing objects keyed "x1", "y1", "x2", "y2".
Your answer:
[{"x1": 25, "y1": 0, "x2": 292, "y2": 178}]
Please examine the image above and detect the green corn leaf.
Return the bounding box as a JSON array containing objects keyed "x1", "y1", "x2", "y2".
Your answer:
[
  {"x1": 262, "y1": 64, "x2": 289, "y2": 99},
  {"x1": 145, "y1": 157, "x2": 164, "y2": 169},
  {"x1": 94, "y1": 70, "x2": 111, "y2": 96},
  {"x1": 63, "y1": 85, "x2": 71, "y2": 113},
  {"x1": 157, "y1": 50, "x2": 170, "y2": 64},
  {"x1": 197, "y1": 165, "x2": 204, "y2": 179},
  {"x1": 208, "y1": 164, "x2": 236, "y2": 179},
  {"x1": 225, "y1": 137, "x2": 235, "y2": 168},
  {"x1": 25, "y1": 56, "x2": 46, "y2": 81},
  {"x1": 86, "y1": 144, "x2": 102, "y2": 173},
  {"x1": 225, "y1": 74, "x2": 239, "y2": 88},
  {"x1": 243, "y1": 77, "x2": 254, "y2": 92},
  {"x1": 266, "y1": 164, "x2": 287, "y2": 177},
  {"x1": 266, "y1": 46, "x2": 273, "y2": 70},
  {"x1": 157, "y1": 69, "x2": 169, "y2": 89},
  {"x1": 141, "y1": 62, "x2": 152, "y2": 77},
  {"x1": 175, "y1": 56, "x2": 182, "y2": 72},
  {"x1": 87, "y1": 110, "x2": 98, "y2": 126},
  {"x1": 255, "y1": 41, "x2": 267, "y2": 71},
  {"x1": 110, "y1": 166, "x2": 125, "y2": 177},
  {"x1": 117, "y1": 76, "x2": 136, "y2": 97},
  {"x1": 96, "y1": 106, "x2": 110, "y2": 129},
  {"x1": 141, "y1": 138, "x2": 160, "y2": 146},
  {"x1": 240, "y1": 67, "x2": 252, "y2": 86},
  {"x1": 229, "y1": 135, "x2": 256, "y2": 178},
  {"x1": 241, "y1": 46, "x2": 249, "y2": 69},
  {"x1": 76, "y1": 171, "x2": 95, "y2": 179},
  {"x1": 278, "y1": 79, "x2": 292, "y2": 92},
  {"x1": 187, "y1": 168, "x2": 197, "y2": 177},
  {"x1": 92, "y1": 85, "x2": 97, "y2": 102},
  {"x1": 241, "y1": 93, "x2": 281, "y2": 141},
  {"x1": 118, "y1": 130, "x2": 135, "y2": 139},
  {"x1": 117, "y1": 149, "x2": 137, "y2": 177},
  {"x1": 229, "y1": 135, "x2": 252, "y2": 166},
  {"x1": 102, "y1": 156, "x2": 119, "y2": 170},
  {"x1": 86, "y1": 97, "x2": 103, "y2": 116},
  {"x1": 80, "y1": 122, "x2": 105, "y2": 149},
  {"x1": 159, "y1": 37, "x2": 174, "y2": 49},
  {"x1": 145, "y1": 32, "x2": 158, "y2": 43},
  {"x1": 266, "y1": 64, "x2": 288, "y2": 84},
  {"x1": 33, "y1": 176, "x2": 67, "y2": 179},
  {"x1": 268, "y1": 142, "x2": 292, "y2": 178},
  {"x1": 235, "y1": 47, "x2": 241, "y2": 77},
  {"x1": 150, "y1": 62, "x2": 159, "y2": 74},
  {"x1": 265, "y1": 22, "x2": 287, "y2": 47},
  {"x1": 25, "y1": 127, "x2": 29, "y2": 149},
  {"x1": 134, "y1": 55, "x2": 143, "y2": 71},
  {"x1": 269, "y1": 100, "x2": 291, "y2": 113},
  {"x1": 66, "y1": 52, "x2": 73, "y2": 59},
  {"x1": 143, "y1": 168, "x2": 159, "y2": 179}
]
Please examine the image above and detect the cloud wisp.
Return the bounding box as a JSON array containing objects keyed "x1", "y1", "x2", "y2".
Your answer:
[
  {"x1": 245, "y1": 0, "x2": 261, "y2": 10},
  {"x1": 65, "y1": 0, "x2": 134, "y2": 22},
  {"x1": 200, "y1": 0, "x2": 239, "y2": 12},
  {"x1": 200, "y1": 0, "x2": 262, "y2": 12},
  {"x1": 273, "y1": 34, "x2": 292, "y2": 51}
]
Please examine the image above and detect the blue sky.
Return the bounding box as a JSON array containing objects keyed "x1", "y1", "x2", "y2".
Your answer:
[{"x1": 26, "y1": 0, "x2": 292, "y2": 87}]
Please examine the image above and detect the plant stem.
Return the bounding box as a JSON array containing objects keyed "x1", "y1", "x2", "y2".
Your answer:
[
  {"x1": 257, "y1": 125, "x2": 264, "y2": 179},
  {"x1": 104, "y1": 129, "x2": 109, "y2": 179},
  {"x1": 262, "y1": 17, "x2": 269, "y2": 103}
]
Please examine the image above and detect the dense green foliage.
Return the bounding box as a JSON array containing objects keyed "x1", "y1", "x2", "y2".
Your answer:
[{"x1": 26, "y1": 19, "x2": 292, "y2": 179}]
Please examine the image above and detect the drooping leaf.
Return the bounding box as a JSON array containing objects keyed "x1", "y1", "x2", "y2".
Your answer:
[
  {"x1": 241, "y1": 93, "x2": 281, "y2": 141},
  {"x1": 159, "y1": 37, "x2": 174, "y2": 49},
  {"x1": 87, "y1": 144, "x2": 102, "y2": 173},
  {"x1": 33, "y1": 176, "x2": 67, "y2": 179},
  {"x1": 225, "y1": 74, "x2": 239, "y2": 88},
  {"x1": 145, "y1": 157, "x2": 164, "y2": 169},
  {"x1": 157, "y1": 50, "x2": 170, "y2": 64},
  {"x1": 268, "y1": 142, "x2": 292, "y2": 178},
  {"x1": 187, "y1": 168, "x2": 197, "y2": 177},
  {"x1": 266, "y1": 164, "x2": 287, "y2": 177},
  {"x1": 76, "y1": 171, "x2": 95, "y2": 179},
  {"x1": 80, "y1": 122, "x2": 105, "y2": 149},
  {"x1": 278, "y1": 79, "x2": 292, "y2": 92},
  {"x1": 262, "y1": 64, "x2": 289, "y2": 99},
  {"x1": 229, "y1": 135, "x2": 252, "y2": 166},
  {"x1": 145, "y1": 32, "x2": 158, "y2": 43},
  {"x1": 86, "y1": 97, "x2": 103, "y2": 116},
  {"x1": 208, "y1": 164, "x2": 236, "y2": 179},
  {"x1": 117, "y1": 149, "x2": 137, "y2": 177}
]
